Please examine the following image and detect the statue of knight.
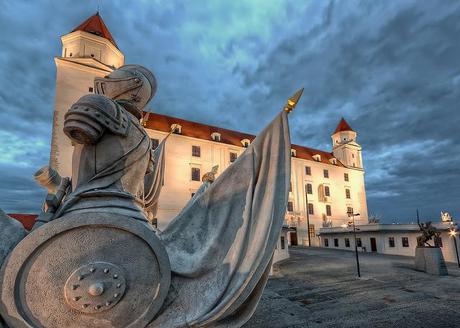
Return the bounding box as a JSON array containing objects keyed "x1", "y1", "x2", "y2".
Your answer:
[
  {"x1": 0, "y1": 64, "x2": 301, "y2": 328},
  {"x1": 417, "y1": 221, "x2": 441, "y2": 247},
  {"x1": 42, "y1": 65, "x2": 157, "y2": 225}
]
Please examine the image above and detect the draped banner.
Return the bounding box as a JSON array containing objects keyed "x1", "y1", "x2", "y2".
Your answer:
[
  {"x1": 152, "y1": 110, "x2": 291, "y2": 327},
  {"x1": 144, "y1": 134, "x2": 169, "y2": 220}
]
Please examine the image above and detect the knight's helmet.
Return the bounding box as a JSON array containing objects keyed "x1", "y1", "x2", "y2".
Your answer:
[{"x1": 94, "y1": 64, "x2": 157, "y2": 119}]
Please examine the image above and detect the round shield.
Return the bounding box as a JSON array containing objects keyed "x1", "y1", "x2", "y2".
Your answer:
[{"x1": 0, "y1": 213, "x2": 171, "y2": 328}]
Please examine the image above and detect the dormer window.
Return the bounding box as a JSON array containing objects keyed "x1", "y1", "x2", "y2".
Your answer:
[
  {"x1": 329, "y1": 158, "x2": 337, "y2": 165},
  {"x1": 172, "y1": 124, "x2": 182, "y2": 134},
  {"x1": 291, "y1": 149, "x2": 297, "y2": 157},
  {"x1": 241, "y1": 139, "x2": 250, "y2": 148},
  {"x1": 211, "y1": 132, "x2": 221, "y2": 142},
  {"x1": 313, "y1": 154, "x2": 321, "y2": 162}
]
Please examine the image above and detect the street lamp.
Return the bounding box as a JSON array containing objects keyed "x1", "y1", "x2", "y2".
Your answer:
[
  {"x1": 305, "y1": 189, "x2": 311, "y2": 247},
  {"x1": 449, "y1": 226, "x2": 460, "y2": 268},
  {"x1": 348, "y1": 210, "x2": 361, "y2": 278}
]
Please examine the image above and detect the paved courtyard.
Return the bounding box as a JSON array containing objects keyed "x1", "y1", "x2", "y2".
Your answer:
[{"x1": 245, "y1": 247, "x2": 460, "y2": 328}]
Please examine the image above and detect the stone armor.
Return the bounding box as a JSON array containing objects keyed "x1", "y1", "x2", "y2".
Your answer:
[{"x1": 56, "y1": 93, "x2": 153, "y2": 222}]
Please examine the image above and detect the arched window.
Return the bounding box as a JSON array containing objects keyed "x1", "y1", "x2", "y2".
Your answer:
[
  {"x1": 172, "y1": 124, "x2": 182, "y2": 134},
  {"x1": 211, "y1": 132, "x2": 221, "y2": 142},
  {"x1": 241, "y1": 139, "x2": 250, "y2": 147}
]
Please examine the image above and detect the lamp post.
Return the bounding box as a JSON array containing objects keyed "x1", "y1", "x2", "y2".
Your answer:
[
  {"x1": 348, "y1": 210, "x2": 361, "y2": 278},
  {"x1": 306, "y1": 190, "x2": 311, "y2": 247},
  {"x1": 449, "y1": 226, "x2": 460, "y2": 268}
]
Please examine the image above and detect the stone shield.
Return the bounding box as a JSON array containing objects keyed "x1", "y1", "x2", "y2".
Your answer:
[{"x1": 0, "y1": 213, "x2": 171, "y2": 328}]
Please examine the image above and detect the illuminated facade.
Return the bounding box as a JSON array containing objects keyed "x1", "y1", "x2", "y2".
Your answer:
[
  {"x1": 143, "y1": 114, "x2": 368, "y2": 247},
  {"x1": 50, "y1": 13, "x2": 369, "y2": 249}
]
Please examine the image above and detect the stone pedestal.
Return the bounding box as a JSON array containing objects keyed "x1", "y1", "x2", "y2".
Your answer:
[{"x1": 415, "y1": 247, "x2": 448, "y2": 276}]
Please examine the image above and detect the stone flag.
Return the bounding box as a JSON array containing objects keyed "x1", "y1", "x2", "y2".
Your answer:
[
  {"x1": 144, "y1": 133, "x2": 169, "y2": 220},
  {"x1": 153, "y1": 110, "x2": 291, "y2": 327}
]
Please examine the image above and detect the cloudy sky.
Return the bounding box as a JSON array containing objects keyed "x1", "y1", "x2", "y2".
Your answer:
[{"x1": 0, "y1": 0, "x2": 459, "y2": 222}]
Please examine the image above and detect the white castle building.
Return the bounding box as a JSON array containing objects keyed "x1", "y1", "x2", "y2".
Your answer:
[{"x1": 49, "y1": 13, "x2": 369, "y2": 255}]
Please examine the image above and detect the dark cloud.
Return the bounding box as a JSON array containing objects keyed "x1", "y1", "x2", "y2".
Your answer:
[{"x1": 0, "y1": 0, "x2": 459, "y2": 222}]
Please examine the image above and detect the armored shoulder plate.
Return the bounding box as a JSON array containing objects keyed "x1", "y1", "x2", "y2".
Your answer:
[{"x1": 64, "y1": 94, "x2": 130, "y2": 144}]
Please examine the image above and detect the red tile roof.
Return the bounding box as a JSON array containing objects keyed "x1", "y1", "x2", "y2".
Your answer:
[
  {"x1": 143, "y1": 112, "x2": 344, "y2": 167},
  {"x1": 72, "y1": 12, "x2": 118, "y2": 48},
  {"x1": 334, "y1": 117, "x2": 354, "y2": 134},
  {"x1": 8, "y1": 213, "x2": 37, "y2": 230}
]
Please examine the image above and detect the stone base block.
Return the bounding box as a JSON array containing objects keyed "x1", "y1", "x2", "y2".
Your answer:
[{"x1": 415, "y1": 247, "x2": 448, "y2": 276}]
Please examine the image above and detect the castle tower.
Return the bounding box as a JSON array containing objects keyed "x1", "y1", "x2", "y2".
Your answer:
[
  {"x1": 50, "y1": 12, "x2": 125, "y2": 177},
  {"x1": 331, "y1": 118, "x2": 363, "y2": 169}
]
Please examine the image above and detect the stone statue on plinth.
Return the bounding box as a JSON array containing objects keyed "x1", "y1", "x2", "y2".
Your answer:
[
  {"x1": 0, "y1": 65, "x2": 302, "y2": 327},
  {"x1": 415, "y1": 221, "x2": 447, "y2": 276},
  {"x1": 416, "y1": 221, "x2": 439, "y2": 247}
]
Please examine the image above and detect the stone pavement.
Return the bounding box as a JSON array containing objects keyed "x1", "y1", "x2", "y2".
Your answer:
[{"x1": 245, "y1": 247, "x2": 460, "y2": 328}]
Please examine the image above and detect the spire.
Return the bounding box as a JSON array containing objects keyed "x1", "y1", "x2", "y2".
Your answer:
[
  {"x1": 333, "y1": 117, "x2": 354, "y2": 134},
  {"x1": 72, "y1": 12, "x2": 118, "y2": 48}
]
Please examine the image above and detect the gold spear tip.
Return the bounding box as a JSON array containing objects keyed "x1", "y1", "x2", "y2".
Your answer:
[{"x1": 284, "y1": 87, "x2": 304, "y2": 113}]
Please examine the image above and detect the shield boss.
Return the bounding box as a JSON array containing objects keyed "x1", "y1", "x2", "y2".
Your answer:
[{"x1": 0, "y1": 213, "x2": 171, "y2": 328}]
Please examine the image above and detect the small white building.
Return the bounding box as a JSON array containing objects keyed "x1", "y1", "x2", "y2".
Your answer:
[
  {"x1": 273, "y1": 226, "x2": 291, "y2": 264},
  {"x1": 319, "y1": 222, "x2": 460, "y2": 263}
]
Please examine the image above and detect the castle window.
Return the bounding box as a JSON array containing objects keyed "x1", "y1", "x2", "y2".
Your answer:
[
  {"x1": 151, "y1": 138, "x2": 159, "y2": 150},
  {"x1": 347, "y1": 207, "x2": 353, "y2": 215},
  {"x1": 88, "y1": 87, "x2": 94, "y2": 92},
  {"x1": 323, "y1": 169, "x2": 329, "y2": 178},
  {"x1": 241, "y1": 139, "x2": 250, "y2": 148},
  {"x1": 305, "y1": 166, "x2": 311, "y2": 175},
  {"x1": 313, "y1": 154, "x2": 321, "y2": 162},
  {"x1": 345, "y1": 238, "x2": 350, "y2": 247},
  {"x1": 389, "y1": 237, "x2": 395, "y2": 248},
  {"x1": 291, "y1": 149, "x2": 297, "y2": 157},
  {"x1": 334, "y1": 238, "x2": 339, "y2": 247},
  {"x1": 91, "y1": 54, "x2": 94, "y2": 58},
  {"x1": 329, "y1": 158, "x2": 337, "y2": 165},
  {"x1": 287, "y1": 201, "x2": 294, "y2": 212},
  {"x1": 211, "y1": 132, "x2": 221, "y2": 142},
  {"x1": 402, "y1": 237, "x2": 409, "y2": 247},
  {"x1": 345, "y1": 188, "x2": 351, "y2": 199},
  {"x1": 69, "y1": 52, "x2": 73, "y2": 57},
  {"x1": 309, "y1": 224, "x2": 316, "y2": 238},
  {"x1": 289, "y1": 182, "x2": 292, "y2": 192},
  {"x1": 326, "y1": 205, "x2": 332, "y2": 216},
  {"x1": 324, "y1": 186, "x2": 330, "y2": 197},
  {"x1": 172, "y1": 124, "x2": 182, "y2": 134},
  {"x1": 306, "y1": 183, "x2": 313, "y2": 195},
  {"x1": 308, "y1": 203, "x2": 314, "y2": 215},
  {"x1": 230, "y1": 152, "x2": 238, "y2": 163},
  {"x1": 280, "y1": 236, "x2": 285, "y2": 249},
  {"x1": 356, "y1": 238, "x2": 362, "y2": 247},
  {"x1": 324, "y1": 238, "x2": 329, "y2": 247},
  {"x1": 192, "y1": 145, "x2": 201, "y2": 157},
  {"x1": 344, "y1": 173, "x2": 349, "y2": 181},
  {"x1": 191, "y1": 167, "x2": 201, "y2": 181}
]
